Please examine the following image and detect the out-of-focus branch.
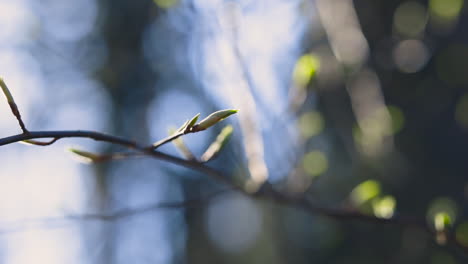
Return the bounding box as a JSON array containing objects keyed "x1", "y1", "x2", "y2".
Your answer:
[
  {"x1": 315, "y1": 0, "x2": 394, "y2": 157},
  {"x1": 65, "y1": 188, "x2": 231, "y2": 221},
  {"x1": 0, "y1": 189, "x2": 232, "y2": 235},
  {"x1": 220, "y1": 4, "x2": 269, "y2": 193}
]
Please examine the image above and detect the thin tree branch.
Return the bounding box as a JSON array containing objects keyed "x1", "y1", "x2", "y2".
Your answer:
[
  {"x1": 0, "y1": 130, "x2": 240, "y2": 190},
  {"x1": 91, "y1": 152, "x2": 145, "y2": 162},
  {"x1": 150, "y1": 130, "x2": 186, "y2": 150},
  {"x1": 0, "y1": 130, "x2": 138, "y2": 148},
  {"x1": 8, "y1": 102, "x2": 28, "y2": 133}
]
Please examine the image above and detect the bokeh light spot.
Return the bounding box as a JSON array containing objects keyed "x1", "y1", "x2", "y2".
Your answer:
[
  {"x1": 434, "y1": 212, "x2": 452, "y2": 231},
  {"x1": 427, "y1": 197, "x2": 458, "y2": 229},
  {"x1": 351, "y1": 180, "x2": 381, "y2": 205},
  {"x1": 387, "y1": 105, "x2": 405, "y2": 134},
  {"x1": 429, "y1": 0, "x2": 464, "y2": 20},
  {"x1": 302, "y1": 151, "x2": 328, "y2": 177},
  {"x1": 205, "y1": 193, "x2": 262, "y2": 254},
  {"x1": 153, "y1": 0, "x2": 179, "y2": 8},
  {"x1": 372, "y1": 195, "x2": 396, "y2": 219},
  {"x1": 298, "y1": 111, "x2": 325, "y2": 139},
  {"x1": 293, "y1": 54, "x2": 320, "y2": 87},
  {"x1": 352, "y1": 105, "x2": 398, "y2": 155},
  {"x1": 393, "y1": 39, "x2": 429, "y2": 73},
  {"x1": 393, "y1": 2, "x2": 428, "y2": 37}
]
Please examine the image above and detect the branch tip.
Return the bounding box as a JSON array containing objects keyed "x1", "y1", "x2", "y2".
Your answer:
[
  {"x1": 0, "y1": 78, "x2": 28, "y2": 133},
  {"x1": 192, "y1": 109, "x2": 238, "y2": 132}
]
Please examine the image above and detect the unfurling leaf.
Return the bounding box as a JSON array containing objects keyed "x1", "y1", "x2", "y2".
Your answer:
[
  {"x1": 201, "y1": 125, "x2": 234, "y2": 162},
  {"x1": 193, "y1": 109, "x2": 238, "y2": 131}
]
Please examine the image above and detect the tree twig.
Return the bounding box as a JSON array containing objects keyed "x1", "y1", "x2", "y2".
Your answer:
[
  {"x1": 150, "y1": 130, "x2": 186, "y2": 150},
  {"x1": 22, "y1": 138, "x2": 60, "y2": 146},
  {"x1": 0, "y1": 78, "x2": 28, "y2": 133},
  {"x1": 0, "y1": 130, "x2": 239, "y2": 190}
]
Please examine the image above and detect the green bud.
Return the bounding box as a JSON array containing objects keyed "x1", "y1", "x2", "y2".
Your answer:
[
  {"x1": 0, "y1": 77, "x2": 15, "y2": 104},
  {"x1": 193, "y1": 109, "x2": 238, "y2": 131}
]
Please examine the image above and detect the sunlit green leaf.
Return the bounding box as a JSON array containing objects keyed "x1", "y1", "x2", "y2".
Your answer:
[
  {"x1": 293, "y1": 54, "x2": 320, "y2": 87},
  {"x1": 351, "y1": 180, "x2": 381, "y2": 205},
  {"x1": 429, "y1": 0, "x2": 463, "y2": 19}
]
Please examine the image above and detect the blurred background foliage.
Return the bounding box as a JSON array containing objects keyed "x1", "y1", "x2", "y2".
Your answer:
[{"x1": 0, "y1": 0, "x2": 468, "y2": 263}]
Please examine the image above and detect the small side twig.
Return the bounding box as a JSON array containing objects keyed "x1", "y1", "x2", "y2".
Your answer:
[
  {"x1": 0, "y1": 78, "x2": 28, "y2": 133},
  {"x1": 22, "y1": 138, "x2": 59, "y2": 146},
  {"x1": 150, "y1": 130, "x2": 186, "y2": 150}
]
